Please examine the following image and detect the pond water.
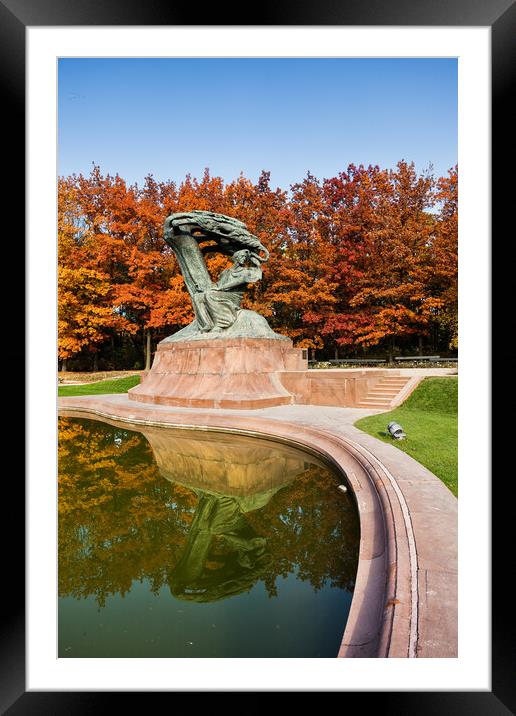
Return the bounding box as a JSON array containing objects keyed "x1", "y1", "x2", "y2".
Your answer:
[{"x1": 58, "y1": 416, "x2": 360, "y2": 658}]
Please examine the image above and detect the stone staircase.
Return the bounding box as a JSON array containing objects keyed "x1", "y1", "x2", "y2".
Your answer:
[{"x1": 355, "y1": 375, "x2": 414, "y2": 409}]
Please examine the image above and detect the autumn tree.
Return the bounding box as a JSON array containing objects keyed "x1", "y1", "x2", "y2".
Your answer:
[
  {"x1": 322, "y1": 161, "x2": 442, "y2": 359},
  {"x1": 58, "y1": 266, "x2": 131, "y2": 371},
  {"x1": 432, "y1": 166, "x2": 458, "y2": 349},
  {"x1": 109, "y1": 174, "x2": 178, "y2": 370},
  {"x1": 58, "y1": 175, "x2": 133, "y2": 370},
  {"x1": 322, "y1": 163, "x2": 395, "y2": 355},
  {"x1": 59, "y1": 168, "x2": 183, "y2": 369},
  {"x1": 265, "y1": 172, "x2": 337, "y2": 353},
  {"x1": 223, "y1": 171, "x2": 290, "y2": 324}
]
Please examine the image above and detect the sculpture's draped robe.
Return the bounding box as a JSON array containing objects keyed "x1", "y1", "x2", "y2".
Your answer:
[{"x1": 193, "y1": 264, "x2": 262, "y2": 332}]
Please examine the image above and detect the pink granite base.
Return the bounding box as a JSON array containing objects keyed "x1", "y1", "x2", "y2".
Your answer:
[
  {"x1": 128, "y1": 336, "x2": 407, "y2": 410},
  {"x1": 128, "y1": 337, "x2": 307, "y2": 409}
]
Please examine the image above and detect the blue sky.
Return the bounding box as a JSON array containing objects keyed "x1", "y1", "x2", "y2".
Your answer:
[{"x1": 58, "y1": 58, "x2": 457, "y2": 189}]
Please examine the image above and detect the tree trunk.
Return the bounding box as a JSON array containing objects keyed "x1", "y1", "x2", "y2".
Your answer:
[
  {"x1": 418, "y1": 335, "x2": 423, "y2": 356},
  {"x1": 145, "y1": 329, "x2": 152, "y2": 371},
  {"x1": 387, "y1": 337, "x2": 395, "y2": 363},
  {"x1": 93, "y1": 353, "x2": 98, "y2": 372},
  {"x1": 61, "y1": 359, "x2": 67, "y2": 373},
  {"x1": 111, "y1": 336, "x2": 116, "y2": 370}
]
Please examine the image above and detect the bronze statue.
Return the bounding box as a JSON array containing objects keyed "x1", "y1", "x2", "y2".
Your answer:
[{"x1": 163, "y1": 210, "x2": 285, "y2": 341}]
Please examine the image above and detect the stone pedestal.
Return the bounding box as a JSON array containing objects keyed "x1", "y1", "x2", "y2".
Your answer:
[{"x1": 128, "y1": 337, "x2": 307, "y2": 409}]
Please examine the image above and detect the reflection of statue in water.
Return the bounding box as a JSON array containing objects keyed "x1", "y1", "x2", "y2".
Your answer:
[
  {"x1": 163, "y1": 210, "x2": 287, "y2": 342},
  {"x1": 169, "y1": 491, "x2": 273, "y2": 602},
  {"x1": 140, "y1": 426, "x2": 320, "y2": 603},
  {"x1": 192, "y1": 249, "x2": 262, "y2": 333}
]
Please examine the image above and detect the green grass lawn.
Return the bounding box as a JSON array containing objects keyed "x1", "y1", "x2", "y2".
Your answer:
[
  {"x1": 354, "y1": 377, "x2": 458, "y2": 496},
  {"x1": 58, "y1": 374, "x2": 141, "y2": 397}
]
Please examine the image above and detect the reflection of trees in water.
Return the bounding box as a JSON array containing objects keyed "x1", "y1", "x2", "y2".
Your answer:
[
  {"x1": 58, "y1": 418, "x2": 359, "y2": 608},
  {"x1": 247, "y1": 468, "x2": 359, "y2": 597},
  {"x1": 58, "y1": 418, "x2": 195, "y2": 607}
]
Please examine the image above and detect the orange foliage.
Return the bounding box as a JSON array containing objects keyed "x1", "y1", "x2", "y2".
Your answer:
[{"x1": 58, "y1": 162, "x2": 458, "y2": 363}]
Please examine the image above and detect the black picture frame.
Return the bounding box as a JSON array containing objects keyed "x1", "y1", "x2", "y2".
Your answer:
[{"x1": 4, "y1": 0, "x2": 512, "y2": 711}]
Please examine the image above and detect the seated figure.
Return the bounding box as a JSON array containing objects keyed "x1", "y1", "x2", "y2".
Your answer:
[{"x1": 192, "y1": 249, "x2": 262, "y2": 333}]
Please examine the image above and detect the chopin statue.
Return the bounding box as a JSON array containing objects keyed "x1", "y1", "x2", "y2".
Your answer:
[
  {"x1": 162, "y1": 210, "x2": 287, "y2": 342},
  {"x1": 128, "y1": 210, "x2": 304, "y2": 407}
]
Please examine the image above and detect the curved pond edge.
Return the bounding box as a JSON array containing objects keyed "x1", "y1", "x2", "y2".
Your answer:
[{"x1": 58, "y1": 395, "x2": 458, "y2": 658}]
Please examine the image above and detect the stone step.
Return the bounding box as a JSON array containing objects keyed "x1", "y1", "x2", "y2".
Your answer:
[
  {"x1": 368, "y1": 388, "x2": 401, "y2": 395},
  {"x1": 367, "y1": 386, "x2": 396, "y2": 392},
  {"x1": 359, "y1": 393, "x2": 393, "y2": 397},
  {"x1": 375, "y1": 386, "x2": 407, "y2": 392},
  {"x1": 366, "y1": 394, "x2": 398, "y2": 401},
  {"x1": 377, "y1": 378, "x2": 410, "y2": 385},
  {"x1": 371, "y1": 381, "x2": 408, "y2": 389},
  {"x1": 359, "y1": 396, "x2": 392, "y2": 405},
  {"x1": 356, "y1": 404, "x2": 393, "y2": 409}
]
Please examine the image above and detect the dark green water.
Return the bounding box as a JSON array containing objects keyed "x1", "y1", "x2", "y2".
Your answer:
[{"x1": 58, "y1": 416, "x2": 360, "y2": 658}]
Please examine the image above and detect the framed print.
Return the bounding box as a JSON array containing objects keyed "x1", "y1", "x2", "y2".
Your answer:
[{"x1": 3, "y1": 0, "x2": 512, "y2": 710}]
